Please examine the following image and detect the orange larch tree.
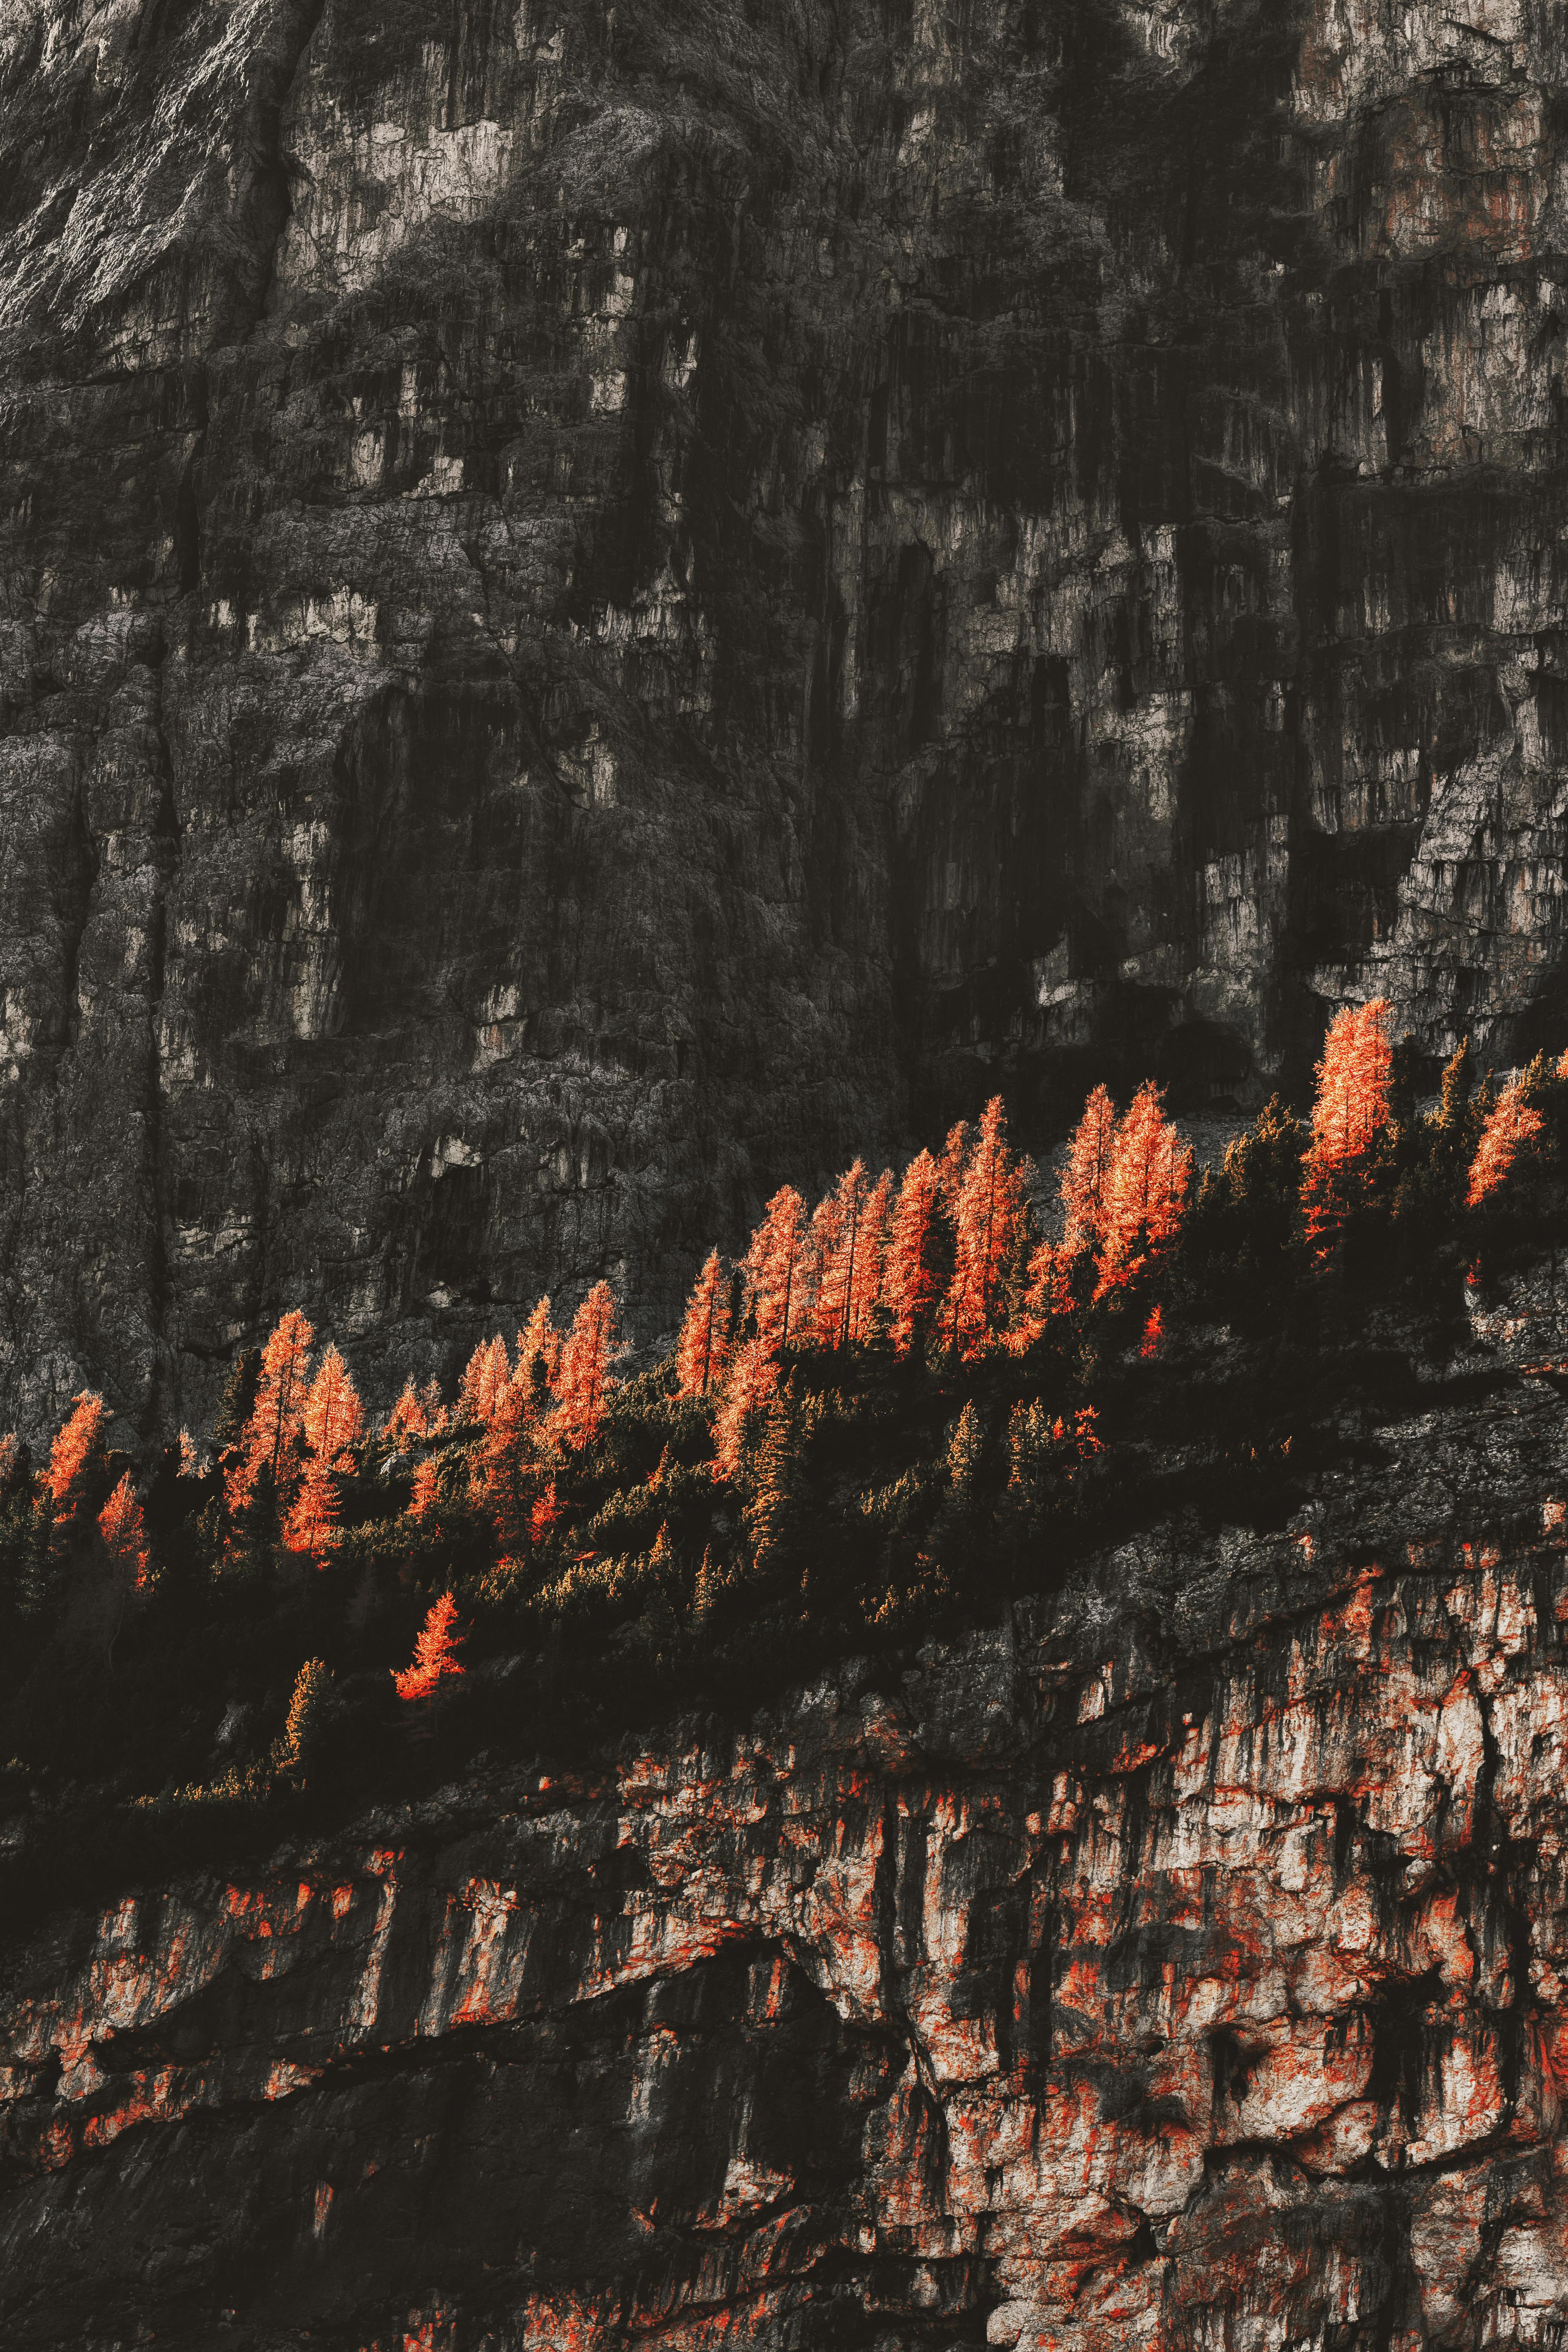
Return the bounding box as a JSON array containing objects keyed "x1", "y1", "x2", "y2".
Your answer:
[
  {"x1": 96, "y1": 1470, "x2": 151, "y2": 1663},
  {"x1": 98, "y1": 1472, "x2": 149, "y2": 1591},
  {"x1": 227, "y1": 1311, "x2": 314, "y2": 1521},
  {"x1": 409, "y1": 1458, "x2": 443, "y2": 1527},
  {"x1": 551, "y1": 1282, "x2": 621, "y2": 1451},
  {"x1": 810, "y1": 1161, "x2": 875, "y2": 1350},
  {"x1": 303, "y1": 1344, "x2": 364, "y2": 1466},
  {"x1": 1060, "y1": 1083, "x2": 1117, "y2": 1257},
  {"x1": 1467, "y1": 1074, "x2": 1545, "y2": 1208},
  {"x1": 476, "y1": 1374, "x2": 546, "y2": 1553},
  {"x1": 881, "y1": 1150, "x2": 944, "y2": 1356},
  {"x1": 847, "y1": 1168, "x2": 894, "y2": 1346},
  {"x1": 392, "y1": 1593, "x2": 466, "y2": 1700},
  {"x1": 711, "y1": 1337, "x2": 780, "y2": 1480},
  {"x1": 516, "y1": 1297, "x2": 563, "y2": 1410},
  {"x1": 1093, "y1": 1082, "x2": 1192, "y2": 1302},
  {"x1": 1012, "y1": 1237, "x2": 1074, "y2": 1350},
  {"x1": 943, "y1": 1097, "x2": 1035, "y2": 1356},
  {"x1": 46, "y1": 1391, "x2": 110, "y2": 1529},
  {"x1": 676, "y1": 1249, "x2": 732, "y2": 1398},
  {"x1": 745, "y1": 1186, "x2": 810, "y2": 1356},
  {"x1": 936, "y1": 1121, "x2": 972, "y2": 1219},
  {"x1": 458, "y1": 1334, "x2": 511, "y2": 1427},
  {"x1": 383, "y1": 1380, "x2": 429, "y2": 1450},
  {"x1": 284, "y1": 1346, "x2": 364, "y2": 1562},
  {"x1": 1302, "y1": 999, "x2": 1393, "y2": 1244}
]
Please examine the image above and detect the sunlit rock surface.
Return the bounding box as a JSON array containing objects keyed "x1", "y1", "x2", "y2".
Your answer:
[
  {"x1": 6, "y1": 1364, "x2": 1568, "y2": 2346},
  {"x1": 5, "y1": 0, "x2": 1568, "y2": 1431}
]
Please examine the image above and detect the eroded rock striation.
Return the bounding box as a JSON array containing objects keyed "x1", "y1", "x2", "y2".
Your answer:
[
  {"x1": 5, "y1": 0, "x2": 1568, "y2": 1430},
  {"x1": 6, "y1": 1360, "x2": 1568, "y2": 2347}
]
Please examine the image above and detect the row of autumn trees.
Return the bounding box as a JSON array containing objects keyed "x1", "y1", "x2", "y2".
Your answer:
[{"x1": 6, "y1": 999, "x2": 1564, "y2": 1760}]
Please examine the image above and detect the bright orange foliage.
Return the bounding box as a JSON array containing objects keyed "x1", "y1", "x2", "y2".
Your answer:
[
  {"x1": 1302, "y1": 999, "x2": 1392, "y2": 1241},
  {"x1": 676, "y1": 1250, "x2": 732, "y2": 1398},
  {"x1": 392, "y1": 1592, "x2": 466, "y2": 1700},
  {"x1": 409, "y1": 1458, "x2": 442, "y2": 1525},
  {"x1": 46, "y1": 1391, "x2": 109, "y2": 1523},
  {"x1": 850, "y1": 1170, "x2": 894, "y2": 1345},
  {"x1": 529, "y1": 1478, "x2": 563, "y2": 1542},
  {"x1": 1060, "y1": 1083, "x2": 1117, "y2": 1255},
  {"x1": 304, "y1": 1345, "x2": 363, "y2": 1464},
  {"x1": 283, "y1": 1459, "x2": 341, "y2": 1563},
  {"x1": 476, "y1": 1375, "x2": 544, "y2": 1551},
  {"x1": 943, "y1": 1097, "x2": 1033, "y2": 1356},
  {"x1": 811, "y1": 1162, "x2": 885, "y2": 1350},
  {"x1": 882, "y1": 1151, "x2": 944, "y2": 1356},
  {"x1": 1467, "y1": 1075, "x2": 1545, "y2": 1208},
  {"x1": 1014, "y1": 1239, "x2": 1073, "y2": 1347},
  {"x1": 98, "y1": 1472, "x2": 149, "y2": 1590},
  {"x1": 1094, "y1": 1083, "x2": 1191, "y2": 1301},
  {"x1": 283, "y1": 1346, "x2": 363, "y2": 1561},
  {"x1": 1140, "y1": 1304, "x2": 1165, "y2": 1358},
  {"x1": 516, "y1": 1298, "x2": 563, "y2": 1400},
  {"x1": 551, "y1": 1282, "x2": 621, "y2": 1450},
  {"x1": 228, "y1": 1311, "x2": 314, "y2": 1519},
  {"x1": 458, "y1": 1334, "x2": 511, "y2": 1427},
  {"x1": 936, "y1": 1121, "x2": 972, "y2": 1217},
  {"x1": 745, "y1": 1186, "x2": 810, "y2": 1355},
  {"x1": 711, "y1": 1337, "x2": 779, "y2": 1480},
  {"x1": 383, "y1": 1380, "x2": 429, "y2": 1450}
]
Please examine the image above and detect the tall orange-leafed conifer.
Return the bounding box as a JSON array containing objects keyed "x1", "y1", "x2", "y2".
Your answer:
[
  {"x1": 476, "y1": 1374, "x2": 548, "y2": 1553},
  {"x1": 551, "y1": 1283, "x2": 621, "y2": 1450},
  {"x1": 811, "y1": 1162, "x2": 874, "y2": 1350},
  {"x1": 383, "y1": 1380, "x2": 428, "y2": 1450},
  {"x1": 1467, "y1": 1074, "x2": 1544, "y2": 1208},
  {"x1": 227, "y1": 1311, "x2": 314, "y2": 1520},
  {"x1": 936, "y1": 1121, "x2": 972, "y2": 1218},
  {"x1": 98, "y1": 1472, "x2": 149, "y2": 1589},
  {"x1": 1094, "y1": 1083, "x2": 1191, "y2": 1301},
  {"x1": 711, "y1": 1338, "x2": 779, "y2": 1480},
  {"x1": 943, "y1": 1097, "x2": 1034, "y2": 1356},
  {"x1": 392, "y1": 1593, "x2": 466, "y2": 1700},
  {"x1": 1060, "y1": 1084, "x2": 1117, "y2": 1256},
  {"x1": 676, "y1": 1250, "x2": 732, "y2": 1397},
  {"x1": 46, "y1": 1391, "x2": 110, "y2": 1528},
  {"x1": 1302, "y1": 999, "x2": 1393, "y2": 1244},
  {"x1": 745, "y1": 1187, "x2": 810, "y2": 1356},
  {"x1": 516, "y1": 1298, "x2": 563, "y2": 1407},
  {"x1": 847, "y1": 1169, "x2": 894, "y2": 1345},
  {"x1": 882, "y1": 1151, "x2": 943, "y2": 1355},
  {"x1": 458, "y1": 1334, "x2": 511, "y2": 1427},
  {"x1": 284, "y1": 1346, "x2": 363, "y2": 1561}
]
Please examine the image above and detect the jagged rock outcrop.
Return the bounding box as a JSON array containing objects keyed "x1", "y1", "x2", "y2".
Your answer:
[
  {"x1": 6, "y1": 1345, "x2": 1568, "y2": 2348},
  {"x1": 4, "y1": 0, "x2": 1568, "y2": 1433}
]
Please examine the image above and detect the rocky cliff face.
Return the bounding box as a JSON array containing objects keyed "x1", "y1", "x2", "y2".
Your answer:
[
  {"x1": 6, "y1": 1344, "x2": 1568, "y2": 2348},
  {"x1": 4, "y1": 0, "x2": 1568, "y2": 1434}
]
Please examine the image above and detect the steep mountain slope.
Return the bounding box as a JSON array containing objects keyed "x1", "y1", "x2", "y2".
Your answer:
[
  {"x1": 3, "y1": 0, "x2": 1568, "y2": 1434},
  {"x1": 6, "y1": 1299, "x2": 1568, "y2": 2348}
]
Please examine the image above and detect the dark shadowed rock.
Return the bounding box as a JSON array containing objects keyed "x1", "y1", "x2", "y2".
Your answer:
[
  {"x1": 5, "y1": 1357, "x2": 1568, "y2": 2346},
  {"x1": 5, "y1": 0, "x2": 1568, "y2": 1434}
]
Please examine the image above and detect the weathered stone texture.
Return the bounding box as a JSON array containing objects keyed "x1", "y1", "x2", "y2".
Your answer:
[
  {"x1": 6, "y1": 0, "x2": 1568, "y2": 1432},
  {"x1": 6, "y1": 1367, "x2": 1568, "y2": 2347}
]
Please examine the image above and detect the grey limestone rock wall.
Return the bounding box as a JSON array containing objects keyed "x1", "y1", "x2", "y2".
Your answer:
[{"x1": 3, "y1": 0, "x2": 1568, "y2": 1432}]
